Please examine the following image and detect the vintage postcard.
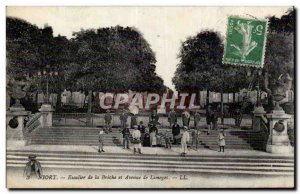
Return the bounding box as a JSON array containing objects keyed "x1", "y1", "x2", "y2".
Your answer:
[{"x1": 6, "y1": 6, "x2": 295, "y2": 188}]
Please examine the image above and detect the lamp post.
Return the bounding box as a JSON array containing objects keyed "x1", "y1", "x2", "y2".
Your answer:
[
  {"x1": 39, "y1": 65, "x2": 58, "y2": 105},
  {"x1": 37, "y1": 66, "x2": 58, "y2": 128},
  {"x1": 256, "y1": 69, "x2": 262, "y2": 107},
  {"x1": 221, "y1": 71, "x2": 236, "y2": 125},
  {"x1": 250, "y1": 68, "x2": 266, "y2": 133},
  {"x1": 247, "y1": 69, "x2": 262, "y2": 108}
]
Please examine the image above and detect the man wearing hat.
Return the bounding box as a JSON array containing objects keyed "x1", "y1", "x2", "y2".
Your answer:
[
  {"x1": 132, "y1": 125, "x2": 142, "y2": 154},
  {"x1": 98, "y1": 128, "x2": 105, "y2": 153},
  {"x1": 181, "y1": 126, "x2": 190, "y2": 155},
  {"x1": 120, "y1": 109, "x2": 128, "y2": 129},
  {"x1": 23, "y1": 155, "x2": 43, "y2": 179},
  {"x1": 168, "y1": 109, "x2": 177, "y2": 129},
  {"x1": 138, "y1": 121, "x2": 146, "y2": 142},
  {"x1": 172, "y1": 121, "x2": 181, "y2": 145},
  {"x1": 104, "y1": 110, "x2": 112, "y2": 133},
  {"x1": 182, "y1": 109, "x2": 191, "y2": 128},
  {"x1": 190, "y1": 127, "x2": 200, "y2": 150},
  {"x1": 194, "y1": 111, "x2": 201, "y2": 129},
  {"x1": 149, "y1": 109, "x2": 159, "y2": 123},
  {"x1": 122, "y1": 127, "x2": 131, "y2": 149}
]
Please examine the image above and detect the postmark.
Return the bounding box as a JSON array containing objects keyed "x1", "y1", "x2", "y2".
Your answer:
[{"x1": 223, "y1": 16, "x2": 268, "y2": 68}]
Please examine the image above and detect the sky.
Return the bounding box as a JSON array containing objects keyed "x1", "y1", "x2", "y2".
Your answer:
[{"x1": 6, "y1": 6, "x2": 291, "y2": 90}]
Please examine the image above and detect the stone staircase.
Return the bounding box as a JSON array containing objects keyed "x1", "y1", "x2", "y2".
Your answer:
[
  {"x1": 6, "y1": 149, "x2": 294, "y2": 176},
  {"x1": 29, "y1": 127, "x2": 268, "y2": 151}
]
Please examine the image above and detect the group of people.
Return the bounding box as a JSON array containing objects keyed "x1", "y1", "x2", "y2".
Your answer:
[
  {"x1": 98, "y1": 107, "x2": 226, "y2": 155},
  {"x1": 168, "y1": 107, "x2": 218, "y2": 134}
]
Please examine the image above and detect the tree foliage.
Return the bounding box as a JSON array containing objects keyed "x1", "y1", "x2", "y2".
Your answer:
[
  {"x1": 7, "y1": 17, "x2": 165, "y2": 97},
  {"x1": 6, "y1": 17, "x2": 74, "y2": 95},
  {"x1": 173, "y1": 31, "x2": 251, "y2": 93},
  {"x1": 6, "y1": 17, "x2": 41, "y2": 75},
  {"x1": 264, "y1": 9, "x2": 294, "y2": 90},
  {"x1": 70, "y1": 26, "x2": 165, "y2": 93}
]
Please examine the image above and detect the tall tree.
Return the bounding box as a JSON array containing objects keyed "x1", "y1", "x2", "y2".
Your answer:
[
  {"x1": 7, "y1": 17, "x2": 166, "y2": 114},
  {"x1": 7, "y1": 17, "x2": 76, "y2": 110},
  {"x1": 263, "y1": 9, "x2": 294, "y2": 108},
  {"x1": 70, "y1": 26, "x2": 165, "y2": 118},
  {"x1": 173, "y1": 31, "x2": 251, "y2": 106},
  {"x1": 6, "y1": 17, "x2": 41, "y2": 76}
]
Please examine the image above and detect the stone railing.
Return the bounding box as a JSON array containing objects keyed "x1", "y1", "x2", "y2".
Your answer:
[
  {"x1": 25, "y1": 113, "x2": 42, "y2": 133},
  {"x1": 24, "y1": 113, "x2": 42, "y2": 144}
]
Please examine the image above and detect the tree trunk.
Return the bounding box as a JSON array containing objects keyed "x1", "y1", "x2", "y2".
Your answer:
[
  {"x1": 206, "y1": 88, "x2": 210, "y2": 106},
  {"x1": 221, "y1": 91, "x2": 224, "y2": 125},
  {"x1": 83, "y1": 95, "x2": 87, "y2": 109},
  {"x1": 56, "y1": 92, "x2": 62, "y2": 112},
  {"x1": 228, "y1": 93, "x2": 230, "y2": 103},
  {"x1": 36, "y1": 92, "x2": 39, "y2": 105},
  {"x1": 7, "y1": 93, "x2": 11, "y2": 110},
  {"x1": 87, "y1": 90, "x2": 93, "y2": 126},
  {"x1": 195, "y1": 90, "x2": 201, "y2": 106},
  {"x1": 233, "y1": 93, "x2": 236, "y2": 103}
]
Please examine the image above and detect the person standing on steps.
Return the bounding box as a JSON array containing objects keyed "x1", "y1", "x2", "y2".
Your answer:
[
  {"x1": 120, "y1": 109, "x2": 128, "y2": 129},
  {"x1": 172, "y1": 121, "x2": 181, "y2": 145},
  {"x1": 122, "y1": 127, "x2": 130, "y2": 149},
  {"x1": 149, "y1": 123, "x2": 158, "y2": 147},
  {"x1": 132, "y1": 125, "x2": 142, "y2": 154},
  {"x1": 182, "y1": 109, "x2": 190, "y2": 128},
  {"x1": 194, "y1": 111, "x2": 201, "y2": 129},
  {"x1": 168, "y1": 109, "x2": 177, "y2": 129},
  {"x1": 218, "y1": 129, "x2": 226, "y2": 152},
  {"x1": 138, "y1": 121, "x2": 146, "y2": 142},
  {"x1": 130, "y1": 114, "x2": 137, "y2": 129},
  {"x1": 164, "y1": 129, "x2": 173, "y2": 149},
  {"x1": 206, "y1": 105, "x2": 213, "y2": 135},
  {"x1": 23, "y1": 155, "x2": 43, "y2": 179},
  {"x1": 143, "y1": 128, "x2": 151, "y2": 147},
  {"x1": 104, "y1": 110, "x2": 112, "y2": 133},
  {"x1": 212, "y1": 111, "x2": 218, "y2": 131},
  {"x1": 181, "y1": 126, "x2": 190, "y2": 156},
  {"x1": 98, "y1": 128, "x2": 105, "y2": 153},
  {"x1": 190, "y1": 127, "x2": 199, "y2": 150},
  {"x1": 149, "y1": 109, "x2": 159, "y2": 124},
  {"x1": 234, "y1": 107, "x2": 242, "y2": 127}
]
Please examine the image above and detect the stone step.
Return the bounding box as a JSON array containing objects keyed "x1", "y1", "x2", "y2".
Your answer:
[
  {"x1": 28, "y1": 127, "x2": 268, "y2": 150},
  {"x1": 29, "y1": 134, "x2": 264, "y2": 140},
  {"x1": 28, "y1": 142, "x2": 262, "y2": 149},
  {"x1": 6, "y1": 150, "x2": 294, "y2": 176},
  {"x1": 7, "y1": 150, "x2": 293, "y2": 160}
]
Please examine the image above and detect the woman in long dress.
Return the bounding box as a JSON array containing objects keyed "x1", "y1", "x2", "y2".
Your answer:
[{"x1": 149, "y1": 124, "x2": 158, "y2": 147}]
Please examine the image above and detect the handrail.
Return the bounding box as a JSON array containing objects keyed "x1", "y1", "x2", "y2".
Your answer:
[{"x1": 25, "y1": 113, "x2": 42, "y2": 133}]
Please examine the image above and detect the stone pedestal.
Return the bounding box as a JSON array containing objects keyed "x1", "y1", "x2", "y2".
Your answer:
[
  {"x1": 266, "y1": 111, "x2": 293, "y2": 154},
  {"x1": 252, "y1": 106, "x2": 266, "y2": 131},
  {"x1": 6, "y1": 105, "x2": 30, "y2": 143},
  {"x1": 39, "y1": 104, "x2": 54, "y2": 127}
]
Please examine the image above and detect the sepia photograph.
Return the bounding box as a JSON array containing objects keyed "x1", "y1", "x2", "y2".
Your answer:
[{"x1": 5, "y1": 6, "x2": 295, "y2": 189}]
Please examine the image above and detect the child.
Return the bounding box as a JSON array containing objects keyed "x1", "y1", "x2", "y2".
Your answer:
[
  {"x1": 164, "y1": 130, "x2": 173, "y2": 149},
  {"x1": 218, "y1": 129, "x2": 226, "y2": 152},
  {"x1": 132, "y1": 125, "x2": 142, "y2": 154},
  {"x1": 98, "y1": 129, "x2": 105, "y2": 153}
]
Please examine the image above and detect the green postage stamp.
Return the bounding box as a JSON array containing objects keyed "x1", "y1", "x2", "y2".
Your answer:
[{"x1": 223, "y1": 16, "x2": 268, "y2": 68}]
